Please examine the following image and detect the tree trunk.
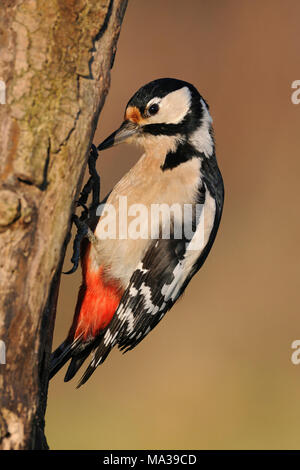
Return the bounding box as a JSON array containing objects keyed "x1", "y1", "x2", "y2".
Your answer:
[{"x1": 0, "y1": 0, "x2": 128, "y2": 450}]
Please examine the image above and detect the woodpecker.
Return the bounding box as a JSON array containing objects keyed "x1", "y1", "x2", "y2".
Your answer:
[{"x1": 50, "y1": 78, "x2": 224, "y2": 387}]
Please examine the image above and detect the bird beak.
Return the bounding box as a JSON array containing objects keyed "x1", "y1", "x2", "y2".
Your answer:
[{"x1": 97, "y1": 120, "x2": 140, "y2": 151}]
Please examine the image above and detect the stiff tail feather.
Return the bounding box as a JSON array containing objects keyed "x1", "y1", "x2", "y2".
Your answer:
[{"x1": 49, "y1": 335, "x2": 84, "y2": 380}]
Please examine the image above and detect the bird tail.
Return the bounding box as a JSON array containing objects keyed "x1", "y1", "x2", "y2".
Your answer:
[
  {"x1": 49, "y1": 334, "x2": 94, "y2": 381},
  {"x1": 49, "y1": 262, "x2": 122, "y2": 383},
  {"x1": 49, "y1": 281, "x2": 101, "y2": 382},
  {"x1": 49, "y1": 283, "x2": 86, "y2": 380},
  {"x1": 49, "y1": 340, "x2": 74, "y2": 380}
]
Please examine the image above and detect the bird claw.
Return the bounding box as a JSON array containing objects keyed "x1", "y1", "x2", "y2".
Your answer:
[
  {"x1": 64, "y1": 145, "x2": 100, "y2": 275},
  {"x1": 63, "y1": 215, "x2": 89, "y2": 275}
]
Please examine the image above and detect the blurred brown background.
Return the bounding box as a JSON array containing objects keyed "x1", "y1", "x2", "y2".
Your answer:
[{"x1": 46, "y1": 0, "x2": 300, "y2": 449}]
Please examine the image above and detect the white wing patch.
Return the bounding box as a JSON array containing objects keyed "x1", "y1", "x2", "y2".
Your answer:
[
  {"x1": 117, "y1": 305, "x2": 135, "y2": 333},
  {"x1": 103, "y1": 328, "x2": 118, "y2": 347},
  {"x1": 160, "y1": 185, "x2": 216, "y2": 303},
  {"x1": 161, "y1": 261, "x2": 185, "y2": 302},
  {"x1": 140, "y1": 282, "x2": 160, "y2": 315},
  {"x1": 129, "y1": 285, "x2": 138, "y2": 297}
]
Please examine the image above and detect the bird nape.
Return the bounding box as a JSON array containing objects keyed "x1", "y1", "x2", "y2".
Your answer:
[{"x1": 50, "y1": 78, "x2": 224, "y2": 388}]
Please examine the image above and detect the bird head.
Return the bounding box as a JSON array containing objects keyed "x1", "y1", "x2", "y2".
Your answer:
[{"x1": 98, "y1": 78, "x2": 214, "y2": 158}]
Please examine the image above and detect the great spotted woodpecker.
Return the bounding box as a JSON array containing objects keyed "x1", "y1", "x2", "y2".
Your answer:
[{"x1": 50, "y1": 78, "x2": 224, "y2": 387}]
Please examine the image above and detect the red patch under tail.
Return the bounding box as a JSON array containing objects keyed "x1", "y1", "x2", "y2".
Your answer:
[{"x1": 68, "y1": 246, "x2": 123, "y2": 342}]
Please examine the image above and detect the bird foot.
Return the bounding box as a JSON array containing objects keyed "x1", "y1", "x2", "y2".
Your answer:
[
  {"x1": 64, "y1": 144, "x2": 100, "y2": 274},
  {"x1": 77, "y1": 144, "x2": 100, "y2": 221}
]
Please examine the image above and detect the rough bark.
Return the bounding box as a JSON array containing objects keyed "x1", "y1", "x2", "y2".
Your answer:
[{"x1": 0, "y1": 0, "x2": 128, "y2": 450}]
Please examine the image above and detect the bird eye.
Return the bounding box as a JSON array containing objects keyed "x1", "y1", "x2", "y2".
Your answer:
[{"x1": 148, "y1": 103, "x2": 159, "y2": 116}]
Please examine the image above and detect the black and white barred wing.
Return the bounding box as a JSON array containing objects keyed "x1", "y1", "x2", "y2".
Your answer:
[
  {"x1": 77, "y1": 237, "x2": 189, "y2": 386},
  {"x1": 116, "y1": 237, "x2": 189, "y2": 353}
]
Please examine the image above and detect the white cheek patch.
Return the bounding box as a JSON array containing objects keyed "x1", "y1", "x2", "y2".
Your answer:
[{"x1": 146, "y1": 86, "x2": 191, "y2": 125}]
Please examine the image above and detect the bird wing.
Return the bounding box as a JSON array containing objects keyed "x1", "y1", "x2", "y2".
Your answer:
[
  {"x1": 77, "y1": 177, "x2": 223, "y2": 387},
  {"x1": 77, "y1": 237, "x2": 187, "y2": 387}
]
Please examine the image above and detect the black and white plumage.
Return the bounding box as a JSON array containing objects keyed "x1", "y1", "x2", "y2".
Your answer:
[{"x1": 50, "y1": 78, "x2": 224, "y2": 387}]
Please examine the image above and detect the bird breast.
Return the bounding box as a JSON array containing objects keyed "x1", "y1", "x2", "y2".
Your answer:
[{"x1": 93, "y1": 151, "x2": 202, "y2": 289}]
